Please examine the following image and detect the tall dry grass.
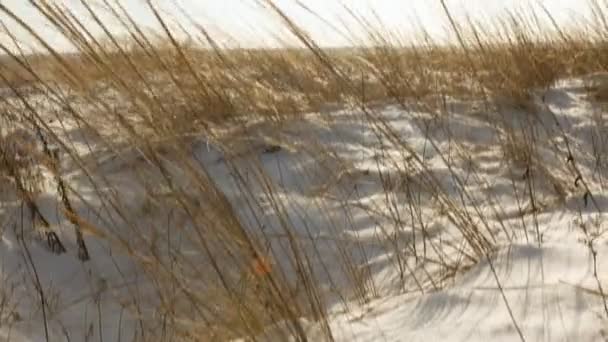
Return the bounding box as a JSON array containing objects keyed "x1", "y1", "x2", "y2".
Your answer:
[{"x1": 0, "y1": 0, "x2": 607, "y2": 341}]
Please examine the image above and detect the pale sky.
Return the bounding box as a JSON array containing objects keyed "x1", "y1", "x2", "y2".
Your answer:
[{"x1": 0, "y1": 1, "x2": 596, "y2": 52}]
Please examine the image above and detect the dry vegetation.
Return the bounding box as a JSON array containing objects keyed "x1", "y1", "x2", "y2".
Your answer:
[{"x1": 1, "y1": 0, "x2": 608, "y2": 341}]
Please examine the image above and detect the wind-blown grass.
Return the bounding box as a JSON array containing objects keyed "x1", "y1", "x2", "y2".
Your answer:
[{"x1": 0, "y1": 1, "x2": 607, "y2": 341}]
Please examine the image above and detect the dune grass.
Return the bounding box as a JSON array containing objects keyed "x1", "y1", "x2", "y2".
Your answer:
[{"x1": 0, "y1": 0, "x2": 607, "y2": 341}]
